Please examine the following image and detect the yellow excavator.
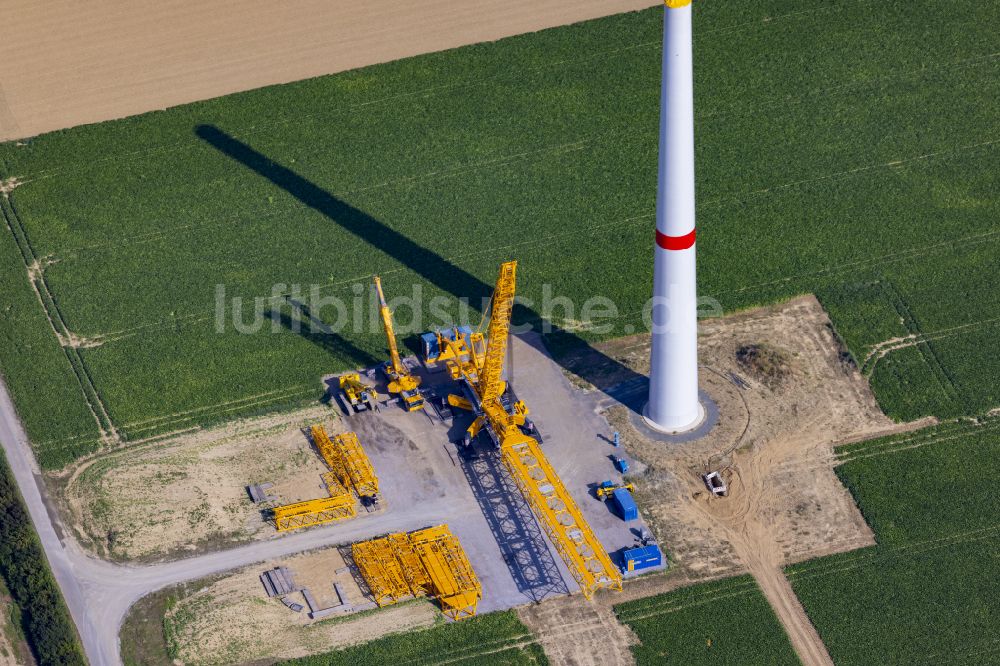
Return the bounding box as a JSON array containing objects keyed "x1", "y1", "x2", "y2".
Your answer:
[{"x1": 373, "y1": 276, "x2": 424, "y2": 412}]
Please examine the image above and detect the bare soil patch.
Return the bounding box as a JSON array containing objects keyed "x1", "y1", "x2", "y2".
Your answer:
[
  {"x1": 165, "y1": 546, "x2": 437, "y2": 665},
  {"x1": 0, "y1": 0, "x2": 656, "y2": 142},
  {"x1": 519, "y1": 595, "x2": 639, "y2": 666},
  {"x1": 555, "y1": 296, "x2": 926, "y2": 666},
  {"x1": 56, "y1": 405, "x2": 345, "y2": 561}
]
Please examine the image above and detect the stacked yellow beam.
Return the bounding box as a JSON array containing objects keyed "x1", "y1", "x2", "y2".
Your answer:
[
  {"x1": 352, "y1": 536, "x2": 413, "y2": 606},
  {"x1": 271, "y1": 425, "x2": 373, "y2": 533},
  {"x1": 312, "y1": 426, "x2": 379, "y2": 499},
  {"x1": 352, "y1": 525, "x2": 481, "y2": 619},
  {"x1": 501, "y1": 432, "x2": 622, "y2": 598},
  {"x1": 388, "y1": 532, "x2": 431, "y2": 597},
  {"x1": 273, "y1": 494, "x2": 356, "y2": 532},
  {"x1": 409, "y1": 525, "x2": 482, "y2": 620}
]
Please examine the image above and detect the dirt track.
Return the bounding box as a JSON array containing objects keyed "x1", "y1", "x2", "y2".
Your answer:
[{"x1": 0, "y1": 0, "x2": 657, "y2": 142}]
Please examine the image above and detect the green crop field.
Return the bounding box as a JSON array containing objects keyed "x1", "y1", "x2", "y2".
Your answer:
[
  {"x1": 786, "y1": 419, "x2": 1000, "y2": 665},
  {"x1": 615, "y1": 575, "x2": 800, "y2": 665},
  {"x1": 278, "y1": 610, "x2": 547, "y2": 666},
  {"x1": 1, "y1": 0, "x2": 999, "y2": 467}
]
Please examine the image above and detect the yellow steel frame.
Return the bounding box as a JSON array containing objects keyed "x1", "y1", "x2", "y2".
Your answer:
[
  {"x1": 388, "y1": 532, "x2": 431, "y2": 597},
  {"x1": 477, "y1": 261, "x2": 516, "y2": 403},
  {"x1": 311, "y1": 426, "x2": 380, "y2": 498},
  {"x1": 352, "y1": 525, "x2": 481, "y2": 619},
  {"x1": 332, "y1": 432, "x2": 379, "y2": 498},
  {"x1": 321, "y1": 471, "x2": 347, "y2": 497},
  {"x1": 409, "y1": 525, "x2": 482, "y2": 620},
  {"x1": 311, "y1": 424, "x2": 340, "y2": 470},
  {"x1": 273, "y1": 495, "x2": 356, "y2": 532},
  {"x1": 352, "y1": 536, "x2": 413, "y2": 606},
  {"x1": 501, "y1": 432, "x2": 622, "y2": 597}
]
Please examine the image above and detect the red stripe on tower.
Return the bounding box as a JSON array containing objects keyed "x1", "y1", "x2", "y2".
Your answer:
[{"x1": 655, "y1": 228, "x2": 696, "y2": 251}]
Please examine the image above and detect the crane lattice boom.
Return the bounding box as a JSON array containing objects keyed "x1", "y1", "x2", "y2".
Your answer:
[{"x1": 448, "y1": 260, "x2": 623, "y2": 598}]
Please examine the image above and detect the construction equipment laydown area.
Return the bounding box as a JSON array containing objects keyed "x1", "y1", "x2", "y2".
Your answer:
[
  {"x1": 353, "y1": 525, "x2": 482, "y2": 620},
  {"x1": 346, "y1": 261, "x2": 624, "y2": 600},
  {"x1": 272, "y1": 426, "x2": 379, "y2": 532},
  {"x1": 261, "y1": 260, "x2": 633, "y2": 623}
]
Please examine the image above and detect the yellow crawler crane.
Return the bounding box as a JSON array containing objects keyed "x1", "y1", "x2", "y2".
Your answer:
[
  {"x1": 446, "y1": 261, "x2": 622, "y2": 598},
  {"x1": 374, "y1": 276, "x2": 424, "y2": 412},
  {"x1": 311, "y1": 426, "x2": 380, "y2": 499},
  {"x1": 409, "y1": 525, "x2": 482, "y2": 620},
  {"x1": 352, "y1": 525, "x2": 482, "y2": 619}
]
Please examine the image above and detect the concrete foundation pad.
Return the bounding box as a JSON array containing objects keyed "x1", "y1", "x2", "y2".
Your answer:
[{"x1": 630, "y1": 390, "x2": 718, "y2": 444}]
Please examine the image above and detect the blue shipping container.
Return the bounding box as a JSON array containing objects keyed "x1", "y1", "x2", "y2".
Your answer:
[
  {"x1": 622, "y1": 544, "x2": 662, "y2": 573},
  {"x1": 611, "y1": 488, "x2": 638, "y2": 521},
  {"x1": 422, "y1": 326, "x2": 475, "y2": 362},
  {"x1": 420, "y1": 332, "x2": 440, "y2": 361}
]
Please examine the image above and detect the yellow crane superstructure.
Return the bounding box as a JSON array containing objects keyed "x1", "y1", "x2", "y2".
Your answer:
[
  {"x1": 352, "y1": 524, "x2": 481, "y2": 619},
  {"x1": 444, "y1": 261, "x2": 622, "y2": 599},
  {"x1": 374, "y1": 276, "x2": 425, "y2": 412}
]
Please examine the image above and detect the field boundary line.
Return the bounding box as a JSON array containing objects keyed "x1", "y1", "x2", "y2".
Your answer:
[
  {"x1": 60, "y1": 136, "x2": 593, "y2": 258},
  {"x1": 616, "y1": 583, "x2": 760, "y2": 624},
  {"x1": 120, "y1": 386, "x2": 318, "y2": 440},
  {"x1": 41, "y1": 48, "x2": 1000, "y2": 262},
  {"x1": 14, "y1": 0, "x2": 974, "y2": 187},
  {"x1": 57, "y1": 208, "x2": 657, "y2": 344},
  {"x1": 701, "y1": 48, "x2": 1000, "y2": 124},
  {"x1": 787, "y1": 524, "x2": 1000, "y2": 582},
  {"x1": 703, "y1": 137, "x2": 1000, "y2": 212},
  {"x1": 0, "y1": 194, "x2": 118, "y2": 445},
  {"x1": 717, "y1": 220, "x2": 1000, "y2": 301},
  {"x1": 788, "y1": 529, "x2": 999, "y2": 584},
  {"x1": 788, "y1": 523, "x2": 1000, "y2": 578},
  {"x1": 119, "y1": 383, "x2": 315, "y2": 430},
  {"x1": 862, "y1": 315, "x2": 1000, "y2": 376},
  {"x1": 836, "y1": 421, "x2": 1000, "y2": 464},
  {"x1": 834, "y1": 418, "x2": 976, "y2": 458},
  {"x1": 879, "y1": 278, "x2": 961, "y2": 403}
]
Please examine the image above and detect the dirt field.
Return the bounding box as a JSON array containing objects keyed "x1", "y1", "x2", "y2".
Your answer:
[
  {"x1": 164, "y1": 547, "x2": 438, "y2": 665},
  {"x1": 524, "y1": 296, "x2": 930, "y2": 666},
  {"x1": 0, "y1": 0, "x2": 657, "y2": 142},
  {"x1": 56, "y1": 406, "x2": 345, "y2": 561}
]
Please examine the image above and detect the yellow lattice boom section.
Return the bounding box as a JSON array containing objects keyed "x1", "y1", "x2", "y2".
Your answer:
[
  {"x1": 273, "y1": 494, "x2": 356, "y2": 532},
  {"x1": 311, "y1": 424, "x2": 339, "y2": 469},
  {"x1": 477, "y1": 260, "x2": 517, "y2": 403},
  {"x1": 352, "y1": 535, "x2": 415, "y2": 606},
  {"x1": 332, "y1": 431, "x2": 379, "y2": 497},
  {"x1": 388, "y1": 532, "x2": 431, "y2": 597},
  {"x1": 352, "y1": 525, "x2": 481, "y2": 619},
  {"x1": 409, "y1": 525, "x2": 482, "y2": 620},
  {"x1": 311, "y1": 426, "x2": 380, "y2": 498},
  {"x1": 501, "y1": 432, "x2": 623, "y2": 598}
]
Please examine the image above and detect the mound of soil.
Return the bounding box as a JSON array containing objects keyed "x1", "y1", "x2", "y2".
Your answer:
[{"x1": 737, "y1": 343, "x2": 792, "y2": 387}]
